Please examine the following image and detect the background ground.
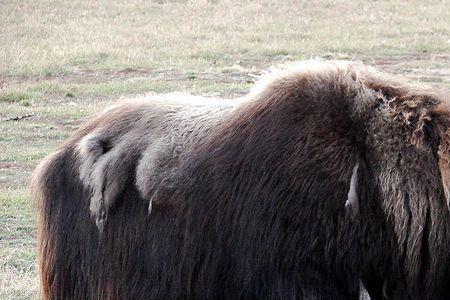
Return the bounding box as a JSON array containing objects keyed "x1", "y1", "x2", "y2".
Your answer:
[{"x1": 0, "y1": 0, "x2": 449, "y2": 298}]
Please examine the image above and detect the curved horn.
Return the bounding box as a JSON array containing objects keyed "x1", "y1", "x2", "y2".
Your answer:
[{"x1": 345, "y1": 163, "x2": 359, "y2": 216}]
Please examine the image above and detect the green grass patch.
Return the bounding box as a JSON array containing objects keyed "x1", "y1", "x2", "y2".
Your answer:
[
  {"x1": 0, "y1": 92, "x2": 30, "y2": 104},
  {"x1": 0, "y1": 189, "x2": 38, "y2": 300}
]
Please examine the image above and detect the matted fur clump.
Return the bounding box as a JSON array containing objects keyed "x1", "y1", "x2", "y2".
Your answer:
[{"x1": 32, "y1": 60, "x2": 450, "y2": 300}]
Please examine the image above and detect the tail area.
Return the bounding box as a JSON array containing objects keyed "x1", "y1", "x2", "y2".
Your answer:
[
  {"x1": 31, "y1": 145, "x2": 100, "y2": 299},
  {"x1": 31, "y1": 137, "x2": 166, "y2": 299}
]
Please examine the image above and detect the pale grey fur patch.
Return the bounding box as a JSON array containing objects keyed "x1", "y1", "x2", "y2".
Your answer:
[
  {"x1": 101, "y1": 145, "x2": 137, "y2": 209},
  {"x1": 77, "y1": 91, "x2": 241, "y2": 227},
  {"x1": 77, "y1": 133, "x2": 114, "y2": 187},
  {"x1": 89, "y1": 140, "x2": 141, "y2": 217},
  {"x1": 148, "y1": 198, "x2": 153, "y2": 215},
  {"x1": 359, "y1": 280, "x2": 371, "y2": 300},
  {"x1": 78, "y1": 133, "x2": 135, "y2": 225},
  {"x1": 86, "y1": 153, "x2": 109, "y2": 232},
  {"x1": 87, "y1": 153, "x2": 109, "y2": 217},
  {"x1": 77, "y1": 133, "x2": 112, "y2": 230},
  {"x1": 135, "y1": 139, "x2": 172, "y2": 199},
  {"x1": 345, "y1": 163, "x2": 359, "y2": 216}
]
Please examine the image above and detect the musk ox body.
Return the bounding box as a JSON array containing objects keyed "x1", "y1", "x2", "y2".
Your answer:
[{"x1": 32, "y1": 61, "x2": 450, "y2": 299}]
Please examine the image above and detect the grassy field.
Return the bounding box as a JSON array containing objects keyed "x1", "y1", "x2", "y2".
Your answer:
[{"x1": 1, "y1": 0, "x2": 449, "y2": 298}]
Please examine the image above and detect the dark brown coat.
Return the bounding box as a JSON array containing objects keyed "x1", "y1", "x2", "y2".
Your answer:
[{"x1": 32, "y1": 60, "x2": 450, "y2": 299}]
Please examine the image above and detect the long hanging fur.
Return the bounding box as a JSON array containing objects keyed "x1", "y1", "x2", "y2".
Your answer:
[{"x1": 31, "y1": 60, "x2": 450, "y2": 300}]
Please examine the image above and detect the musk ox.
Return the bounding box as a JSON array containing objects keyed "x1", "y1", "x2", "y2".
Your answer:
[{"x1": 32, "y1": 60, "x2": 450, "y2": 300}]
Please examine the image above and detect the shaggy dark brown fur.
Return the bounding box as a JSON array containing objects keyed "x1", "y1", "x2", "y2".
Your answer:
[{"x1": 31, "y1": 60, "x2": 450, "y2": 300}]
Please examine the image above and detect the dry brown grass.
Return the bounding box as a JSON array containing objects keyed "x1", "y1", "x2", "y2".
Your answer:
[{"x1": 1, "y1": 0, "x2": 450, "y2": 76}]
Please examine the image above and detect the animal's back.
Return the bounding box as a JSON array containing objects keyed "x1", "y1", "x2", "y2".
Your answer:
[
  {"x1": 31, "y1": 93, "x2": 245, "y2": 299},
  {"x1": 32, "y1": 61, "x2": 392, "y2": 299}
]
